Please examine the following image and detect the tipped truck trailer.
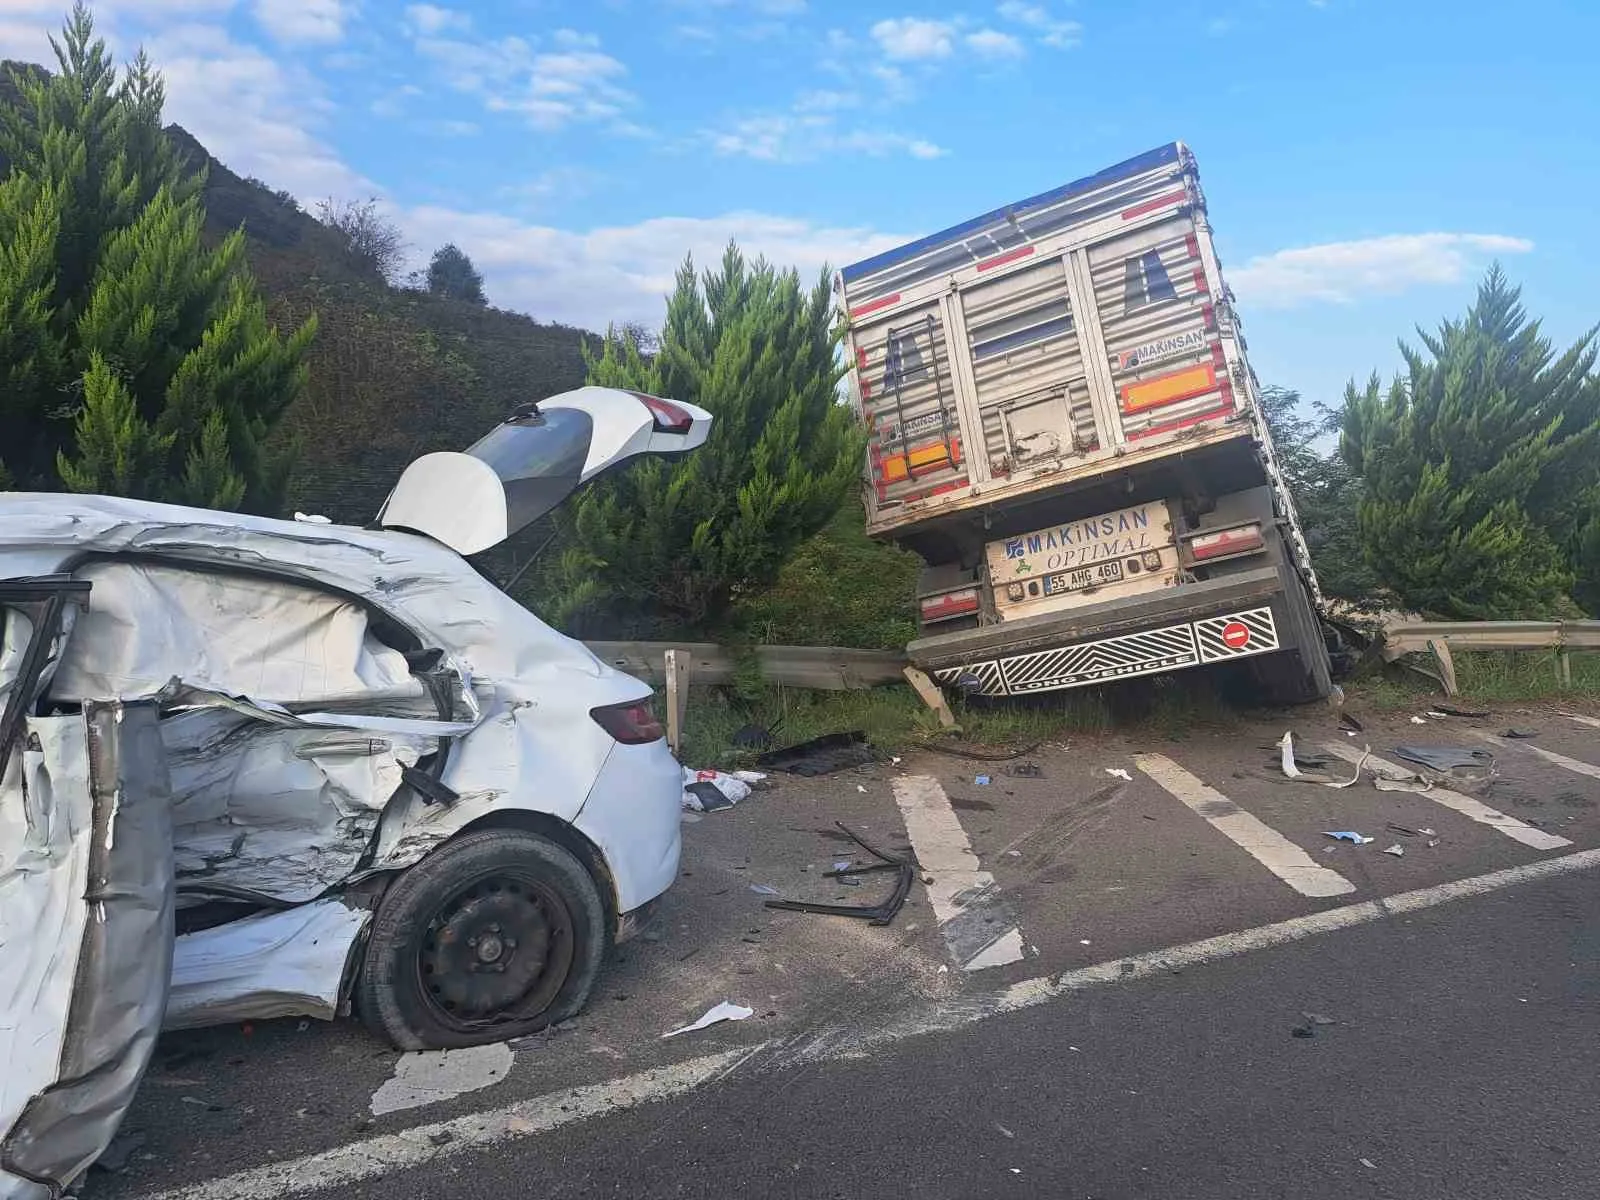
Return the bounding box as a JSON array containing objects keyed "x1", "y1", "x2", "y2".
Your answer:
[{"x1": 837, "y1": 142, "x2": 1332, "y2": 703}]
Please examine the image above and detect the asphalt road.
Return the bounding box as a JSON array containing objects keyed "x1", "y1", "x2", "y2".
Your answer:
[
  {"x1": 92, "y1": 700, "x2": 1600, "y2": 1200},
  {"x1": 329, "y1": 869, "x2": 1600, "y2": 1200}
]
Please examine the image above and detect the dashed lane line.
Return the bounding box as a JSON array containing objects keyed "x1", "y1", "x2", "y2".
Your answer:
[
  {"x1": 890, "y1": 774, "x2": 1027, "y2": 971},
  {"x1": 1473, "y1": 730, "x2": 1600, "y2": 783},
  {"x1": 1321, "y1": 742, "x2": 1572, "y2": 851},
  {"x1": 1134, "y1": 753, "x2": 1356, "y2": 897}
]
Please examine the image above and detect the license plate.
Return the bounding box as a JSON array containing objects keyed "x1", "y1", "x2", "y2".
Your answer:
[{"x1": 1043, "y1": 561, "x2": 1124, "y2": 595}]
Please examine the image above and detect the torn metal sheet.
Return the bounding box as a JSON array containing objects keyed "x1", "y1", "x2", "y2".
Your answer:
[
  {"x1": 165, "y1": 900, "x2": 371, "y2": 1030},
  {"x1": 1, "y1": 702, "x2": 174, "y2": 1200}
]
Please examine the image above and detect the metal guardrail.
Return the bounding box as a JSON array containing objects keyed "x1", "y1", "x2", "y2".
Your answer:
[
  {"x1": 584, "y1": 641, "x2": 908, "y2": 691},
  {"x1": 1380, "y1": 620, "x2": 1600, "y2": 695}
]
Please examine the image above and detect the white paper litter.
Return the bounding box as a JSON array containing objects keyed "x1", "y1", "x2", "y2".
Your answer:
[
  {"x1": 1105, "y1": 768, "x2": 1132, "y2": 781},
  {"x1": 661, "y1": 1001, "x2": 754, "y2": 1039},
  {"x1": 681, "y1": 768, "x2": 753, "y2": 813},
  {"x1": 1383, "y1": 844, "x2": 1405, "y2": 857}
]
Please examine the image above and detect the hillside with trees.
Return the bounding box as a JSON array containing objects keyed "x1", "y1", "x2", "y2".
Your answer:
[{"x1": 0, "y1": 12, "x2": 593, "y2": 526}]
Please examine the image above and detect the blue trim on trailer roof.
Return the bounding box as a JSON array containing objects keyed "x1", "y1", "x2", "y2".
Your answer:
[{"x1": 840, "y1": 142, "x2": 1184, "y2": 284}]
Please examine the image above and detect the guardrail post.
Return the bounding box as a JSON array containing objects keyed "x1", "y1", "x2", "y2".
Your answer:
[
  {"x1": 664, "y1": 649, "x2": 692, "y2": 757},
  {"x1": 1558, "y1": 646, "x2": 1573, "y2": 689}
]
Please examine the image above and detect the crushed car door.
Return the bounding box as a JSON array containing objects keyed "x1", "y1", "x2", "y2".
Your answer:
[
  {"x1": 375, "y1": 384, "x2": 714, "y2": 556},
  {"x1": 1, "y1": 579, "x2": 175, "y2": 1200}
]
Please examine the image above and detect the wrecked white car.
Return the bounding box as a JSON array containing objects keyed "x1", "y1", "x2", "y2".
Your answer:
[{"x1": 0, "y1": 386, "x2": 710, "y2": 1197}]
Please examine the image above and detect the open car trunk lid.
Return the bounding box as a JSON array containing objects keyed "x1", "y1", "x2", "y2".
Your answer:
[
  {"x1": 1, "y1": 581, "x2": 175, "y2": 1199},
  {"x1": 376, "y1": 385, "x2": 713, "y2": 556}
]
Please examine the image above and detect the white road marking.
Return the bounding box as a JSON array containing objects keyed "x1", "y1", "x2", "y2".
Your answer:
[
  {"x1": 370, "y1": 1043, "x2": 515, "y2": 1116},
  {"x1": 1564, "y1": 714, "x2": 1600, "y2": 730},
  {"x1": 1134, "y1": 754, "x2": 1355, "y2": 897},
  {"x1": 891, "y1": 774, "x2": 1025, "y2": 971},
  {"x1": 139, "y1": 847, "x2": 1600, "y2": 1200},
  {"x1": 1473, "y1": 730, "x2": 1600, "y2": 782},
  {"x1": 1321, "y1": 742, "x2": 1572, "y2": 850}
]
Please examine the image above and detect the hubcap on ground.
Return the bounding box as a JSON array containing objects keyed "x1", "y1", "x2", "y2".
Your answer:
[{"x1": 418, "y1": 876, "x2": 572, "y2": 1022}]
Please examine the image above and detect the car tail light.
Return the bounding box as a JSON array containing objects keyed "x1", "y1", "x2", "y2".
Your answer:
[
  {"x1": 1189, "y1": 523, "x2": 1265, "y2": 561},
  {"x1": 590, "y1": 699, "x2": 665, "y2": 744},
  {"x1": 630, "y1": 391, "x2": 694, "y2": 434},
  {"x1": 920, "y1": 587, "x2": 980, "y2": 623}
]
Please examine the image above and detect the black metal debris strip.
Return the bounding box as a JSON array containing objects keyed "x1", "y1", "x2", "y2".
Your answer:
[{"x1": 762, "y1": 823, "x2": 913, "y2": 926}]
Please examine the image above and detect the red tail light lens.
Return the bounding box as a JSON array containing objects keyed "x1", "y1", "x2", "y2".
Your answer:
[
  {"x1": 590, "y1": 699, "x2": 665, "y2": 744},
  {"x1": 630, "y1": 391, "x2": 694, "y2": 434},
  {"x1": 919, "y1": 586, "x2": 981, "y2": 623},
  {"x1": 1188, "y1": 523, "x2": 1265, "y2": 561}
]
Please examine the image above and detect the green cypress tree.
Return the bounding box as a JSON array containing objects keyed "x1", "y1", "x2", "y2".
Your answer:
[
  {"x1": 0, "y1": 3, "x2": 315, "y2": 511},
  {"x1": 534, "y1": 241, "x2": 867, "y2": 637},
  {"x1": 1340, "y1": 266, "x2": 1600, "y2": 618}
]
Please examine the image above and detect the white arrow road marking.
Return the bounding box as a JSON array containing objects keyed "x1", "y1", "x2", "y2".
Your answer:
[
  {"x1": 1135, "y1": 753, "x2": 1356, "y2": 897},
  {"x1": 890, "y1": 774, "x2": 1027, "y2": 971}
]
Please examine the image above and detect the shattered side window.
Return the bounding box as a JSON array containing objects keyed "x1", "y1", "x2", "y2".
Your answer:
[{"x1": 0, "y1": 581, "x2": 89, "y2": 770}]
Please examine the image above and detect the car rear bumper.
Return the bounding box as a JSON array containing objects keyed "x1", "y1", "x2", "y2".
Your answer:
[{"x1": 910, "y1": 568, "x2": 1287, "y2": 697}]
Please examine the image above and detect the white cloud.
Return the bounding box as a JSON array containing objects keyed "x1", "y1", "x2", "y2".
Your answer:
[
  {"x1": 707, "y1": 112, "x2": 946, "y2": 163},
  {"x1": 252, "y1": 0, "x2": 350, "y2": 45},
  {"x1": 966, "y1": 28, "x2": 1025, "y2": 59},
  {"x1": 794, "y1": 88, "x2": 859, "y2": 112},
  {"x1": 395, "y1": 206, "x2": 909, "y2": 330},
  {"x1": 1228, "y1": 233, "x2": 1534, "y2": 307},
  {"x1": 871, "y1": 17, "x2": 955, "y2": 61},
  {"x1": 1207, "y1": 17, "x2": 1235, "y2": 36},
  {"x1": 490, "y1": 45, "x2": 633, "y2": 132},
  {"x1": 412, "y1": 32, "x2": 534, "y2": 90},
  {"x1": 144, "y1": 23, "x2": 367, "y2": 201},
  {"x1": 997, "y1": 1, "x2": 1082, "y2": 49},
  {"x1": 402, "y1": 4, "x2": 469, "y2": 36}
]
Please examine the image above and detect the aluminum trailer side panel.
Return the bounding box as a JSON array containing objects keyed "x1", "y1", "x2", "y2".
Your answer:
[{"x1": 837, "y1": 141, "x2": 1319, "y2": 604}]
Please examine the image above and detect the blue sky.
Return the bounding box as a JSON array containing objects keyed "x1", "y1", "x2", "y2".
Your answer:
[{"x1": 2, "y1": 0, "x2": 1597, "y2": 407}]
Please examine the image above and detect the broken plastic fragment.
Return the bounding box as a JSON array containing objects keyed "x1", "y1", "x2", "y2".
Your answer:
[
  {"x1": 748, "y1": 884, "x2": 778, "y2": 895},
  {"x1": 1278, "y1": 731, "x2": 1301, "y2": 779},
  {"x1": 1324, "y1": 831, "x2": 1373, "y2": 845},
  {"x1": 1383, "y1": 844, "x2": 1405, "y2": 857},
  {"x1": 1105, "y1": 768, "x2": 1132, "y2": 781},
  {"x1": 661, "y1": 1001, "x2": 755, "y2": 1039},
  {"x1": 975, "y1": 774, "x2": 991, "y2": 785}
]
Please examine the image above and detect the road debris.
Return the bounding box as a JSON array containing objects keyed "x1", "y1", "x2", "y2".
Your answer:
[
  {"x1": 1339, "y1": 711, "x2": 1364, "y2": 733},
  {"x1": 1302, "y1": 1012, "x2": 1336, "y2": 1026},
  {"x1": 975, "y1": 774, "x2": 991, "y2": 786},
  {"x1": 1324, "y1": 831, "x2": 1374, "y2": 844},
  {"x1": 661, "y1": 1002, "x2": 755, "y2": 1039},
  {"x1": 1395, "y1": 745, "x2": 1495, "y2": 773},
  {"x1": 682, "y1": 768, "x2": 766, "y2": 813},
  {"x1": 748, "y1": 884, "x2": 779, "y2": 895},
  {"x1": 995, "y1": 1122, "x2": 1016, "y2": 1139},
  {"x1": 1387, "y1": 823, "x2": 1420, "y2": 837},
  {"x1": 1008, "y1": 761, "x2": 1044, "y2": 778},
  {"x1": 756, "y1": 730, "x2": 876, "y2": 776},
  {"x1": 1106, "y1": 768, "x2": 1132, "y2": 781},
  {"x1": 1411, "y1": 716, "x2": 1428, "y2": 725},
  {"x1": 1278, "y1": 731, "x2": 1368, "y2": 786},
  {"x1": 1502, "y1": 728, "x2": 1539, "y2": 739},
  {"x1": 1435, "y1": 705, "x2": 1490, "y2": 718},
  {"x1": 1291, "y1": 1023, "x2": 1316, "y2": 1038},
  {"x1": 763, "y1": 822, "x2": 913, "y2": 926},
  {"x1": 1383, "y1": 844, "x2": 1405, "y2": 857},
  {"x1": 1360, "y1": 1158, "x2": 1377, "y2": 1170}
]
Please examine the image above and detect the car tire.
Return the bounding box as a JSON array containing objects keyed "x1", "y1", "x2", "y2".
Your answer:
[{"x1": 355, "y1": 829, "x2": 607, "y2": 1051}]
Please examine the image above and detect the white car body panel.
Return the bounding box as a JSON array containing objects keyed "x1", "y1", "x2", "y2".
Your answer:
[{"x1": 0, "y1": 386, "x2": 710, "y2": 1194}]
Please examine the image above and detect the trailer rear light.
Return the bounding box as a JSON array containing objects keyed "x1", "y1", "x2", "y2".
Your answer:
[
  {"x1": 590, "y1": 698, "x2": 665, "y2": 744},
  {"x1": 1141, "y1": 550, "x2": 1163, "y2": 571},
  {"x1": 629, "y1": 391, "x2": 695, "y2": 434},
  {"x1": 920, "y1": 587, "x2": 980, "y2": 623},
  {"x1": 1189, "y1": 524, "x2": 1264, "y2": 561}
]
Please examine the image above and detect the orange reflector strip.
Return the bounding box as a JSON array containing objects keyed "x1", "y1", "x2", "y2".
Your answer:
[
  {"x1": 1120, "y1": 364, "x2": 1217, "y2": 414},
  {"x1": 880, "y1": 438, "x2": 960, "y2": 484}
]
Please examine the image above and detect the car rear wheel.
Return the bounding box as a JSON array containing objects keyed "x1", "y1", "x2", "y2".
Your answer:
[{"x1": 355, "y1": 829, "x2": 606, "y2": 1050}]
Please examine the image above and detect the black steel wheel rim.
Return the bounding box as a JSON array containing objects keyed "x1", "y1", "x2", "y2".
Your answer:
[{"x1": 415, "y1": 867, "x2": 576, "y2": 1030}]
